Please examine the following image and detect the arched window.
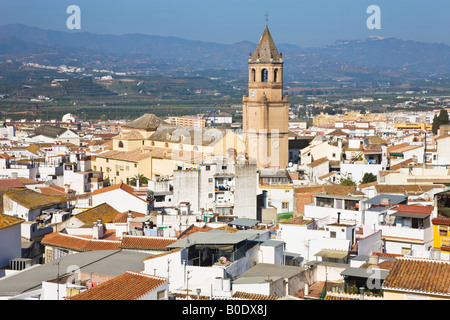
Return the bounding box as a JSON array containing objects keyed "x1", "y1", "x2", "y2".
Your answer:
[
  {"x1": 151, "y1": 141, "x2": 155, "y2": 146},
  {"x1": 164, "y1": 142, "x2": 169, "y2": 148},
  {"x1": 251, "y1": 69, "x2": 256, "y2": 82},
  {"x1": 274, "y1": 69, "x2": 278, "y2": 82},
  {"x1": 261, "y1": 69, "x2": 268, "y2": 82},
  {"x1": 118, "y1": 141, "x2": 124, "y2": 148}
]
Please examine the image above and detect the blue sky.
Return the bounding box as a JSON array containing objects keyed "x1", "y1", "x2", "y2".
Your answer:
[{"x1": 1, "y1": 0, "x2": 449, "y2": 47}]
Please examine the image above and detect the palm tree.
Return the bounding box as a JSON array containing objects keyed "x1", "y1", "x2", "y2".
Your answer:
[{"x1": 129, "y1": 174, "x2": 148, "y2": 187}]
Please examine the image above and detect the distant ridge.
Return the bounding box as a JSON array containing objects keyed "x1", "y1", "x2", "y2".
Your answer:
[{"x1": 0, "y1": 24, "x2": 450, "y2": 81}]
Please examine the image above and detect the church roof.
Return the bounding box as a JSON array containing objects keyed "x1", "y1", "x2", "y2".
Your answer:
[
  {"x1": 122, "y1": 114, "x2": 166, "y2": 131},
  {"x1": 249, "y1": 26, "x2": 282, "y2": 63}
]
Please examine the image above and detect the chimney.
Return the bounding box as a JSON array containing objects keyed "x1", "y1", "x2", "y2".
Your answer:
[
  {"x1": 93, "y1": 219, "x2": 103, "y2": 239},
  {"x1": 127, "y1": 211, "x2": 133, "y2": 233},
  {"x1": 380, "y1": 198, "x2": 390, "y2": 206},
  {"x1": 262, "y1": 190, "x2": 269, "y2": 209},
  {"x1": 304, "y1": 283, "x2": 309, "y2": 296}
]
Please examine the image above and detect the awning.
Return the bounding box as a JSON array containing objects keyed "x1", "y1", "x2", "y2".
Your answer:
[
  {"x1": 391, "y1": 212, "x2": 430, "y2": 219},
  {"x1": 314, "y1": 249, "x2": 349, "y2": 260},
  {"x1": 341, "y1": 267, "x2": 389, "y2": 280}
]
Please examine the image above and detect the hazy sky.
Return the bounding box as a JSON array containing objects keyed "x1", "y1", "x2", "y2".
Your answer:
[{"x1": 1, "y1": 0, "x2": 449, "y2": 47}]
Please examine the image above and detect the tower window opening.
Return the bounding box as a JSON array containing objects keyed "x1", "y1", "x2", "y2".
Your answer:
[
  {"x1": 274, "y1": 69, "x2": 278, "y2": 82},
  {"x1": 251, "y1": 69, "x2": 256, "y2": 82},
  {"x1": 261, "y1": 69, "x2": 268, "y2": 82}
]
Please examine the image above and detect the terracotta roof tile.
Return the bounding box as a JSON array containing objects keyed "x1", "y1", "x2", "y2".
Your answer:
[
  {"x1": 119, "y1": 235, "x2": 177, "y2": 251},
  {"x1": 392, "y1": 204, "x2": 434, "y2": 215},
  {"x1": 41, "y1": 232, "x2": 121, "y2": 252},
  {"x1": 5, "y1": 189, "x2": 68, "y2": 210},
  {"x1": 113, "y1": 210, "x2": 145, "y2": 223},
  {"x1": 432, "y1": 217, "x2": 450, "y2": 226},
  {"x1": 307, "y1": 157, "x2": 328, "y2": 168},
  {"x1": 69, "y1": 271, "x2": 167, "y2": 300},
  {"x1": 75, "y1": 203, "x2": 121, "y2": 225},
  {"x1": 231, "y1": 291, "x2": 278, "y2": 300},
  {"x1": 0, "y1": 179, "x2": 25, "y2": 189},
  {"x1": 383, "y1": 257, "x2": 450, "y2": 296},
  {"x1": 0, "y1": 213, "x2": 24, "y2": 230}
]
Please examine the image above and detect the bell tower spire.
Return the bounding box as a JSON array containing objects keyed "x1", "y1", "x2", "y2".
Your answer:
[{"x1": 242, "y1": 25, "x2": 289, "y2": 169}]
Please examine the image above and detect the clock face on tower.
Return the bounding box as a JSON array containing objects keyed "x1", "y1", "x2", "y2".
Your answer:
[{"x1": 250, "y1": 90, "x2": 255, "y2": 98}]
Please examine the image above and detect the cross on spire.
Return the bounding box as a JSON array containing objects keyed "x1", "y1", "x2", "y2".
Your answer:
[{"x1": 265, "y1": 12, "x2": 269, "y2": 26}]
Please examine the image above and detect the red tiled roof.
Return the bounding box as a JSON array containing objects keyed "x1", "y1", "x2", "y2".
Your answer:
[
  {"x1": 69, "y1": 271, "x2": 167, "y2": 300},
  {"x1": 91, "y1": 183, "x2": 148, "y2": 203},
  {"x1": 178, "y1": 224, "x2": 211, "y2": 239},
  {"x1": 383, "y1": 257, "x2": 450, "y2": 296},
  {"x1": 0, "y1": 179, "x2": 25, "y2": 189},
  {"x1": 119, "y1": 235, "x2": 177, "y2": 251},
  {"x1": 37, "y1": 185, "x2": 72, "y2": 196},
  {"x1": 231, "y1": 291, "x2": 278, "y2": 300},
  {"x1": 392, "y1": 204, "x2": 433, "y2": 215},
  {"x1": 372, "y1": 252, "x2": 404, "y2": 259},
  {"x1": 91, "y1": 182, "x2": 136, "y2": 196},
  {"x1": 113, "y1": 210, "x2": 145, "y2": 223},
  {"x1": 41, "y1": 232, "x2": 121, "y2": 252},
  {"x1": 432, "y1": 217, "x2": 450, "y2": 226}
]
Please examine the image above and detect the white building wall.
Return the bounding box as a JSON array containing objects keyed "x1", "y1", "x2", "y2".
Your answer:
[
  {"x1": 92, "y1": 189, "x2": 148, "y2": 214},
  {"x1": 340, "y1": 163, "x2": 384, "y2": 185},
  {"x1": 0, "y1": 223, "x2": 22, "y2": 268}
]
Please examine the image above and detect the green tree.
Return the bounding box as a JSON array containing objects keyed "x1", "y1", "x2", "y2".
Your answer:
[
  {"x1": 432, "y1": 109, "x2": 449, "y2": 135},
  {"x1": 360, "y1": 172, "x2": 377, "y2": 185},
  {"x1": 341, "y1": 177, "x2": 356, "y2": 186},
  {"x1": 129, "y1": 174, "x2": 148, "y2": 187}
]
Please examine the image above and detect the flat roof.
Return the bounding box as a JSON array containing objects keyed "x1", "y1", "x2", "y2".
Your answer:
[
  {"x1": 260, "y1": 239, "x2": 285, "y2": 247},
  {"x1": 316, "y1": 194, "x2": 367, "y2": 201},
  {"x1": 166, "y1": 230, "x2": 264, "y2": 248},
  {"x1": 315, "y1": 249, "x2": 349, "y2": 259},
  {"x1": 0, "y1": 250, "x2": 151, "y2": 297},
  {"x1": 229, "y1": 218, "x2": 259, "y2": 227},
  {"x1": 341, "y1": 267, "x2": 389, "y2": 280},
  {"x1": 364, "y1": 194, "x2": 408, "y2": 205}
]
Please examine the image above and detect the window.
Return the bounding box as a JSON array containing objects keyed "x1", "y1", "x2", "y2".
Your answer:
[
  {"x1": 330, "y1": 231, "x2": 336, "y2": 238},
  {"x1": 261, "y1": 69, "x2": 268, "y2": 82},
  {"x1": 282, "y1": 202, "x2": 289, "y2": 209},
  {"x1": 208, "y1": 178, "x2": 213, "y2": 183},
  {"x1": 157, "y1": 290, "x2": 166, "y2": 300},
  {"x1": 251, "y1": 69, "x2": 256, "y2": 82},
  {"x1": 439, "y1": 226, "x2": 448, "y2": 237},
  {"x1": 222, "y1": 166, "x2": 227, "y2": 170},
  {"x1": 274, "y1": 68, "x2": 278, "y2": 82},
  {"x1": 206, "y1": 165, "x2": 211, "y2": 171},
  {"x1": 151, "y1": 141, "x2": 155, "y2": 146},
  {"x1": 208, "y1": 193, "x2": 213, "y2": 198},
  {"x1": 118, "y1": 141, "x2": 124, "y2": 148},
  {"x1": 442, "y1": 238, "x2": 450, "y2": 249}
]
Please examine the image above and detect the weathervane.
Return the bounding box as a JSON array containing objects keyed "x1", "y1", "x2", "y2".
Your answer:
[{"x1": 265, "y1": 12, "x2": 269, "y2": 26}]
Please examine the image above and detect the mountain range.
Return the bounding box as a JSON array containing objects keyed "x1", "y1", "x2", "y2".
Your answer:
[{"x1": 1, "y1": 24, "x2": 450, "y2": 84}]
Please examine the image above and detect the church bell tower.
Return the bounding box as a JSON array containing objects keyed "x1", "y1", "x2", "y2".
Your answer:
[{"x1": 243, "y1": 25, "x2": 289, "y2": 169}]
